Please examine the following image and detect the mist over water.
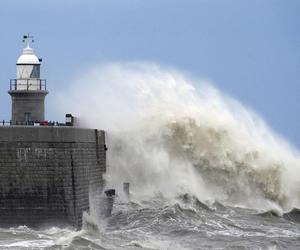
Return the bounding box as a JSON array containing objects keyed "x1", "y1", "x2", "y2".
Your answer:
[{"x1": 57, "y1": 62, "x2": 300, "y2": 212}]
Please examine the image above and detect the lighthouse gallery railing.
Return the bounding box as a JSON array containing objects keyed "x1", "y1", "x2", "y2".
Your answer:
[{"x1": 9, "y1": 79, "x2": 47, "y2": 91}]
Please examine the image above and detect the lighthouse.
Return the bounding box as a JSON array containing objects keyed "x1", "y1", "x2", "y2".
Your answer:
[{"x1": 8, "y1": 34, "x2": 48, "y2": 125}]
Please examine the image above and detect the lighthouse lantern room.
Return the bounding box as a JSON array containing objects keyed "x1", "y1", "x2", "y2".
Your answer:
[{"x1": 8, "y1": 34, "x2": 48, "y2": 125}]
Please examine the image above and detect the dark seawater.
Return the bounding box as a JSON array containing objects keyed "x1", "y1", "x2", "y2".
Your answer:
[{"x1": 1, "y1": 197, "x2": 299, "y2": 250}]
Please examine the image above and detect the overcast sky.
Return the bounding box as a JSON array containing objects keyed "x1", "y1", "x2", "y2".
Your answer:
[{"x1": 0, "y1": 0, "x2": 299, "y2": 147}]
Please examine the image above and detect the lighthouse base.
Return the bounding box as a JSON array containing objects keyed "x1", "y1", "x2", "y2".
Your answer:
[{"x1": 8, "y1": 90, "x2": 48, "y2": 125}]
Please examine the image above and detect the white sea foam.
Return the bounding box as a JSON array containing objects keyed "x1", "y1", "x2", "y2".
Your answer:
[{"x1": 54, "y1": 62, "x2": 300, "y2": 211}]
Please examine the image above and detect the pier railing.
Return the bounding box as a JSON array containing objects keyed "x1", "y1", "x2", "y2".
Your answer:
[
  {"x1": 0, "y1": 115, "x2": 75, "y2": 127},
  {"x1": 0, "y1": 120, "x2": 66, "y2": 126},
  {"x1": 9, "y1": 79, "x2": 47, "y2": 91},
  {"x1": 0, "y1": 120, "x2": 12, "y2": 126}
]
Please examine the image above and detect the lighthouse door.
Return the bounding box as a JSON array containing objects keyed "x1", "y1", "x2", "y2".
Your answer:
[{"x1": 24, "y1": 112, "x2": 32, "y2": 124}]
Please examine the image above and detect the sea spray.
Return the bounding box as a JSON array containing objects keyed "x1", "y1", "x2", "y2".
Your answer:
[{"x1": 54, "y1": 62, "x2": 300, "y2": 211}]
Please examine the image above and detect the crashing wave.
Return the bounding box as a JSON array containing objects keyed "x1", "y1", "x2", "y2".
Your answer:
[{"x1": 56, "y1": 62, "x2": 300, "y2": 212}]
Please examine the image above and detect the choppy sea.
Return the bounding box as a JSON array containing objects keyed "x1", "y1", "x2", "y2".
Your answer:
[{"x1": 0, "y1": 196, "x2": 299, "y2": 250}]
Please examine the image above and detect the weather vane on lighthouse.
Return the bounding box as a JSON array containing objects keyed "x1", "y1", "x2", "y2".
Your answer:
[{"x1": 22, "y1": 33, "x2": 34, "y2": 47}]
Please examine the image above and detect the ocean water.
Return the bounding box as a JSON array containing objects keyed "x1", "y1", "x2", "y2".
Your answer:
[
  {"x1": 0, "y1": 199, "x2": 299, "y2": 249},
  {"x1": 2, "y1": 62, "x2": 300, "y2": 249}
]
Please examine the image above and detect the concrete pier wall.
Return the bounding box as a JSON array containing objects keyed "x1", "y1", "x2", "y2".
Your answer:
[{"x1": 0, "y1": 126, "x2": 106, "y2": 229}]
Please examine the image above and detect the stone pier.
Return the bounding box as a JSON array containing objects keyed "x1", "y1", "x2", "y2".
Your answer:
[{"x1": 0, "y1": 126, "x2": 106, "y2": 229}]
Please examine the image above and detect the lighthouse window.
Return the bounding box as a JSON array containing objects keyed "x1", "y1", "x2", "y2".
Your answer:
[{"x1": 30, "y1": 65, "x2": 40, "y2": 78}]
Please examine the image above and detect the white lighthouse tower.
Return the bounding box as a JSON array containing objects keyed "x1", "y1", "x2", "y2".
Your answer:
[{"x1": 8, "y1": 34, "x2": 48, "y2": 125}]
